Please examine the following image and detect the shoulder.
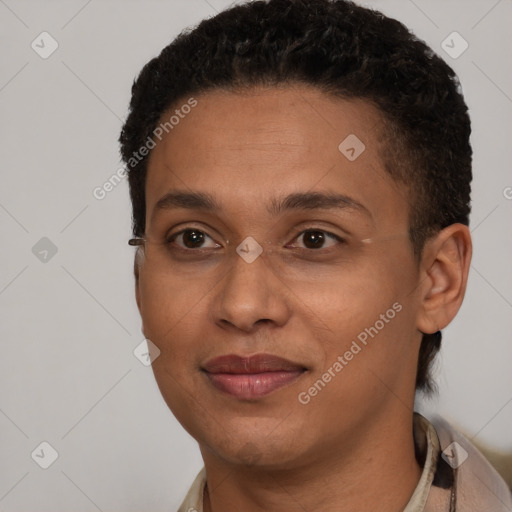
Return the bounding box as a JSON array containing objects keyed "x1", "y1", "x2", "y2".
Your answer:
[{"x1": 428, "y1": 415, "x2": 512, "y2": 511}]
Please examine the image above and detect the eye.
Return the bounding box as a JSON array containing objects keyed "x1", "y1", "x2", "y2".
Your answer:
[
  {"x1": 288, "y1": 229, "x2": 345, "y2": 250},
  {"x1": 167, "y1": 228, "x2": 221, "y2": 250}
]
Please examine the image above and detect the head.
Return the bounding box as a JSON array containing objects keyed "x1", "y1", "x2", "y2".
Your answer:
[{"x1": 119, "y1": 0, "x2": 472, "y2": 468}]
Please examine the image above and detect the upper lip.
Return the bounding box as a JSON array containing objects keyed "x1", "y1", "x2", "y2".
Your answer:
[{"x1": 202, "y1": 354, "x2": 306, "y2": 374}]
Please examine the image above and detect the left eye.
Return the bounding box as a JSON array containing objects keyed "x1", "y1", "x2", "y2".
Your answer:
[{"x1": 288, "y1": 229, "x2": 344, "y2": 250}]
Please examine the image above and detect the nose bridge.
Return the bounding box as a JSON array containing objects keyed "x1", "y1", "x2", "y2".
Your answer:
[{"x1": 213, "y1": 244, "x2": 288, "y2": 331}]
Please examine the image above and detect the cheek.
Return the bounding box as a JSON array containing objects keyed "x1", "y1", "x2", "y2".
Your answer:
[
  {"x1": 299, "y1": 253, "x2": 417, "y2": 368},
  {"x1": 290, "y1": 260, "x2": 397, "y2": 322},
  {"x1": 137, "y1": 268, "x2": 215, "y2": 367},
  {"x1": 138, "y1": 271, "x2": 211, "y2": 413},
  {"x1": 139, "y1": 266, "x2": 203, "y2": 327}
]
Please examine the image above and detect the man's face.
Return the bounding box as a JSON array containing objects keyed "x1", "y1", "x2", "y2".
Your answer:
[{"x1": 136, "y1": 86, "x2": 424, "y2": 468}]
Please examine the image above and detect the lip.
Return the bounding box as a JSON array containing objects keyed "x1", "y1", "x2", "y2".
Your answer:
[{"x1": 202, "y1": 353, "x2": 307, "y2": 400}]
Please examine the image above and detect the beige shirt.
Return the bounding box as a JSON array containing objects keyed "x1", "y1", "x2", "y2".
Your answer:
[{"x1": 403, "y1": 413, "x2": 441, "y2": 511}]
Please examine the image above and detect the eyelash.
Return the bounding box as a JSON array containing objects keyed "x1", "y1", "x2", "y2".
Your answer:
[{"x1": 165, "y1": 226, "x2": 346, "y2": 253}]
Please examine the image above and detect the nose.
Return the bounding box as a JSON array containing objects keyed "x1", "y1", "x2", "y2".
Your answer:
[{"x1": 211, "y1": 248, "x2": 291, "y2": 333}]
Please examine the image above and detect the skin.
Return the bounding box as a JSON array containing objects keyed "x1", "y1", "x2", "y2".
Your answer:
[{"x1": 134, "y1": 85, "x2": 472, "y2": 511}]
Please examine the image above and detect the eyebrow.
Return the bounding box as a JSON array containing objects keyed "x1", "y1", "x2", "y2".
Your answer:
[{"x1": 151, "y1": 190, "x2": 372, "y2": 221}]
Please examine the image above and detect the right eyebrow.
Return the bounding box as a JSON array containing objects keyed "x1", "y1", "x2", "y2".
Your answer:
[{"x1": 150, "y1": 191, "x2": 220, "y2": 223}]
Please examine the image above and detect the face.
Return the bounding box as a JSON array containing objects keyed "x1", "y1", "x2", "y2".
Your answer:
[{"x1": 135, "y1": 86, "x2": 425, "y2": 469}]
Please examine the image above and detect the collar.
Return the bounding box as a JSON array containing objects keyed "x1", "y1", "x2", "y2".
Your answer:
[{"x1": 403, "y1": 412, "x2": 442, "y2": 511}]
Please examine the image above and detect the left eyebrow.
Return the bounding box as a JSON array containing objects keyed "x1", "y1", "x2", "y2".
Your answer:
[
  {"x1": 267, "y1": 191, "x2": 372, "y2": 219},
  {"x1": 151, "y1": 190, "x2": 372, "y2": 221}
]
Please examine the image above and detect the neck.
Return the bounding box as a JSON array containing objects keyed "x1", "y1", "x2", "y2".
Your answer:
[{"x1": 201, "y1": 409, "x2": 423, "y2": 512}]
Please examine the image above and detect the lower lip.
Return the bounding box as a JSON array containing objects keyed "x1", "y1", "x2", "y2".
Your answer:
[{"x1": 204, "y1": 370, "x2": 304, "y2": 400}]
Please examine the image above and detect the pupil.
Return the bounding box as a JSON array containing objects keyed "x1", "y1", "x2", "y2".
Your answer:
[
  {"x1": 183, "y1": 229, "x2": 204, "y2": 248},
  {"x1": 304, "y1": 230, "x2": 324, "y2": 249}
]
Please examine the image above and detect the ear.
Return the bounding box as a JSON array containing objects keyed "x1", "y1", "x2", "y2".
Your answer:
[{"x1": 416, "y1": 224, "x2": 472, "y2": 334}]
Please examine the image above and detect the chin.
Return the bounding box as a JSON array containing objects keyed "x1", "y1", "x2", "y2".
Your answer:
[{"x1": 199, "y1": 423, "x2": 310, "y2": 471}]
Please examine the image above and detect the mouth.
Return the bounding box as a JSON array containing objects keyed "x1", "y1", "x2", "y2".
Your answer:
[{"x1": 201, "y1": 353, "x2": 307, "y2": 400}]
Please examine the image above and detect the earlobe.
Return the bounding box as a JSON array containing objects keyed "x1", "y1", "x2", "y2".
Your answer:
[{"x1": 416, "y1": 224, "x2": 472, "y2": 335}]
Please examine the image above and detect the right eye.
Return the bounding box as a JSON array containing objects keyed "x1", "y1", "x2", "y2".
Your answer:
[{"x1": 166, "y1": 228, "x2": 222, "y2": 251}]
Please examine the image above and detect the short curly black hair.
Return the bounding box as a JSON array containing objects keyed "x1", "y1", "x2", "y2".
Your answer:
[{"x1": 119, "y1": 0, "x2": 472, "y2": 394}]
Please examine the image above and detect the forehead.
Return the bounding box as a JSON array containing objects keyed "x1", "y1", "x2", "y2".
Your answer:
[{"x1": 144, "y1": 86, "x2": 409, "y2": 232}]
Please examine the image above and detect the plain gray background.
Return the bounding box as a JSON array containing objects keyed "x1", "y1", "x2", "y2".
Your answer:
[{"x1": 1, "y1": 0, "x2": 511, "y2": 510}]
